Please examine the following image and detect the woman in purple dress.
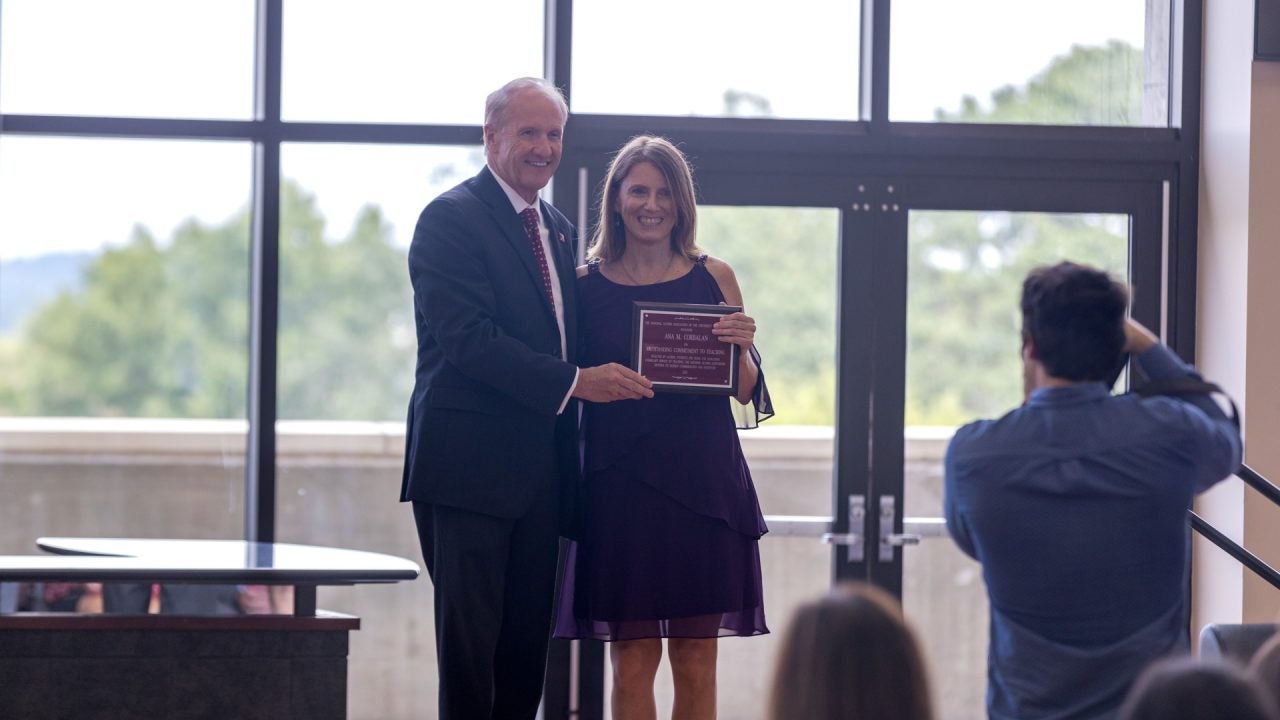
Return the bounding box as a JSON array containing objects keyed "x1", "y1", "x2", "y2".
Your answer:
[{"x1": 554, "y1": 136, "x2": 772, "y2": 719}]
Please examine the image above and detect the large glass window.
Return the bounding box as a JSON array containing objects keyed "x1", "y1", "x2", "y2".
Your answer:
[
  {"x1": 572, "y1": 0, "x2": 861, "y2": 120},
  {"x1": 0, "y1": 136, "x2": 250, "y2": 565},
  {"x1": 890, "y1": 0, "x2": 1170, "y2": 126},
  {"x1": 282, "y1": 0, "x2": 544, "y2": 123},
  {"x1": 0, "y1": 1, "x2": 255, "y2": 119},
  {"x1": 0, "y1": 136, "x2": 253, "y2": 420},
  {"x1": 0, "y1": 0, "x2": 1198, "y2": 715},
  {"x1": 276, "y1": 143, "x2": 484, "y2": 421}
]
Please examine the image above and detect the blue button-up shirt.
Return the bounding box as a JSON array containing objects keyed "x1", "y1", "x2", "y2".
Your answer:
[{"x1": 945, "y1": 344, "x2": 1242, "y2": 720}]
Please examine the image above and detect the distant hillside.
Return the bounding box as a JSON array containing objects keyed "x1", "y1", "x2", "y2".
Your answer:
[{"x1": 0, "y1": 251, "x2": 95, "y2": 335}]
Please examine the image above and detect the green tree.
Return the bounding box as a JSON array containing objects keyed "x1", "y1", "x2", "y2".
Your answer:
[
  {"x1": 901, "y1": 41, "x2": 1143, "y2": 425},
  {"x1": 722, "y1": 89, "x2": 774, "y2": 118},
  {"x1": 694, "y1": 41, "x2": 1144, "y2": 426},
  {"x1": 0, "y1": 179, "x2": 414, "y2": 421},
  {"x1": 700, "y1": 207, "x2": 839, "y2": 426},
  {"x1": 15, "y1": 227, "x2": 202, "y2": 416},
  {"x1": 936, "y1": 40, "x2": 1144, "y2": 125},
  {"x1": 276, "y1": 182, "x2": 414, "y2": 420},
  {"x1": 905, "y1": 212, "x2": 1127, "y2": 425}
]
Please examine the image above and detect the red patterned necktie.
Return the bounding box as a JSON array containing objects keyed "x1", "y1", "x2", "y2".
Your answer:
[{"x1": 520, "y1": 207, "x2": 556, "y2": 312}]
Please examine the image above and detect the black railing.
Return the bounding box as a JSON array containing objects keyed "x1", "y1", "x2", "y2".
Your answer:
[
  {"x1": 1238, "y1": 464, "x2": 1280, "y2": 507},
  {"x1": 1189, "y1": 463, "x2": 1280, "y2": 591}
]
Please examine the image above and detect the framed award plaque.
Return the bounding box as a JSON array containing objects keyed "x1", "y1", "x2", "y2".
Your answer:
[{"x1": 631, "y1": 301, "x2": 741, "y2": 395}]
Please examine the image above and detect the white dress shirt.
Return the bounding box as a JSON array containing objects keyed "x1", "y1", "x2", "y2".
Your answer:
[{"x1": 489, "y1": 168, "x2": 578, "y2": 413}]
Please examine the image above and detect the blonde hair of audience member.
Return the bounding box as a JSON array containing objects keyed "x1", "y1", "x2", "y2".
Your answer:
[
  {"x1": 768, "y1": 582, "x2": 934, "y2": 720},
  {"x1": 587, "y1": 135, "x2": 702, "y2": 264},
  {"x1": 1250, "y1": 632, "x2": 1280, "y2": 711},
  {"x1": 1119, "y1": 656, "x2": 1279, "y2": 720}
]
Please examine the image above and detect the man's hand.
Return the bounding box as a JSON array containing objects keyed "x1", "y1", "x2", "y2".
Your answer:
[
  {"x1": 1123, "y1": 318, "x2": 1159, "y2": 354},
  {"x1": 572, "y1": 363, "x2": 654, "y2": 402}
]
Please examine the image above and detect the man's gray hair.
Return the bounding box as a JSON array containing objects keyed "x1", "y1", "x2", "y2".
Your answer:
[{"x1": 484, "y1": 77, "x2": 569, "y2": 131}]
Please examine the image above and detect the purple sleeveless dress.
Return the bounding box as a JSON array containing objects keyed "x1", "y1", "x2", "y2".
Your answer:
[{"x1": 553, "y1": 257, "x2": 770, "y2": 641}]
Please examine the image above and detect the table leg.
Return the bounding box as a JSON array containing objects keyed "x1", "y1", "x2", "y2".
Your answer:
[{"x1": 294, "y1": 584, "x2": 317, "y2": 616}]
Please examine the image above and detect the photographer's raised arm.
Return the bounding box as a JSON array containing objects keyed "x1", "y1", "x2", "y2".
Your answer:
[
  {"x1": 1123, "y1": 318, "x2": 1159, "y2": 355},
  {"x1": 1125, "y1": 318, "x2": 1242, "y2": 487}
]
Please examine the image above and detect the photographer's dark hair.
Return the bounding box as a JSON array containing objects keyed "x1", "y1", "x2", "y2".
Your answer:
[{"x1": 1021, "y1": 261, "x2": 1128, "y2": 382}]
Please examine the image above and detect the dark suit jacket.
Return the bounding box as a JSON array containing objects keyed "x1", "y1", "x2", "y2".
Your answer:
[{"x1": 400, "y1": 167, "x2": 580, "y2": 522}]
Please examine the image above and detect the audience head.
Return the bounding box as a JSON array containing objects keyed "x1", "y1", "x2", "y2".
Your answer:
[
  {"x1": 1250, "y1": 632, "x2": 1280, "y2": 712},
  {"x1": 768, "y1": 582, "x2": 933, "y2": 720},
  {"x1": 589, "y1": 135, "x2": 700, "y2": 263},
  {"x1": 1118, "y1": 656, "x2": 1279, "y2": 720},
  {"x1": 1020, "y1": 261, "x2": 1129, "y2": 383}
]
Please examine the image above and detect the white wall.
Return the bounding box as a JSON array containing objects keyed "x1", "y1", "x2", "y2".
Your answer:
[
  {"x1": 1242, "y1": 58, "x2": 1280, "y2": 620},
  {"x1": 1193, "y1": 0, "x2": 1254, "y2": 632},
  {"x1": 1194, "y1": 0, "x2": 1280, "y2": 634}
]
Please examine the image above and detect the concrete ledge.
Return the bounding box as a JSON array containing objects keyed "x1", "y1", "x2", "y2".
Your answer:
[
  {"x1": 0, "y1": 418, "x2": 960, "y2": 464},
  {"x1": 0, "y1": 418, "x2": 406, "y2": 461}
]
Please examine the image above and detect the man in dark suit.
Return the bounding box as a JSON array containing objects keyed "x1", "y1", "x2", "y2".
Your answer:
[{"x1": 401, "y1": 77, "x2": 652, "y2": 720}]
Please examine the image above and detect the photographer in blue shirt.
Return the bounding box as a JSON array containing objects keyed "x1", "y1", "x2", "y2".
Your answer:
[{"x1": 945, "y1": 261, "x2": 1242, "y2": 720}]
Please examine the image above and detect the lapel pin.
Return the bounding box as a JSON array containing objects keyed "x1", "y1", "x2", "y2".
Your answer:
[{"x1": 557, "y1": 232, "x2": 566, "y2": 244}]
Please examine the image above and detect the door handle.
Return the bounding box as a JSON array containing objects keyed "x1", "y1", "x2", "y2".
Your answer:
[
  {"x1": 883, "y1": 533, "x2": 922, "y2": 547},
  {"x1": 878, "y1": 496, "x2": 920, "y2": 561},
  {"x1": 821, "y1": 495, "x2": 865, "y2": 562}
]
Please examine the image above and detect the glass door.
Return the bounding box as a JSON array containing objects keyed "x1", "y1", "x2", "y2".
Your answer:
[
  {"x1": 864, "y1": 176, "x2": 1167, "y2": 719},
  {"x1": 634, "y1": 203, "x2": 842, "y2": 719},
  {"x1": 549, "y1": 160, "x2": 1171, "y2": 718},
  {"x1": 547, "y1": 155, "x2": 873, "y2": 719}
]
